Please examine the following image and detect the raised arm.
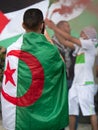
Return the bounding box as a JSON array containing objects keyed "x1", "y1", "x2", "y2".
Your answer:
[
  {"x1": 45, "y1": 18, "x2": 81, "y2": 47},
  {"x1": 55, "y1": 33, "x2": 75, "y2": 49}
]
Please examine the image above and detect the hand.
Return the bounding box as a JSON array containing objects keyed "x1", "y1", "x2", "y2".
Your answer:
[{"x1": 45, "y1": 18, "x2": 56, "y2": 30}]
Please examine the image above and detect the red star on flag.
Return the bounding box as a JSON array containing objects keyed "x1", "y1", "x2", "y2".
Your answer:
[
  {"x1": 0, "y1": 11, "x2": 10, "y2": 33},
  {"x1": 4, "y1": 61, "x2": 16, "y2": 86}
]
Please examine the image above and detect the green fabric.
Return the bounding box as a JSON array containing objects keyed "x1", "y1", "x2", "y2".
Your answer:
[
  {"x1": 95, "y1": 43, "x2": 98, "y2": 48},
  {"x1": 76, "y1": 53, "x2": 85, "y2": 64},
  {"x1": 85, "y1": 81, "x2": 94, "y2": 85},
  {"x1": 16, "y1": 32, "x2": 68, "y2": 130},
  {"x1": 0, "y1": 34, "x2": 22, "y2": 48},
  {"x1": 69, "y1": 0, "x2": 98, "y2": 35}
]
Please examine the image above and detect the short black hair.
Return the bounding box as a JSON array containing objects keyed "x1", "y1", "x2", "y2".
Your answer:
[{"x1": 23, "y1": 8, "x2": 44, "y2": 31}]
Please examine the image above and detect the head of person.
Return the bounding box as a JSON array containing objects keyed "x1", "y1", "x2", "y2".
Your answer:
[
  {"x1": 56, "y1": 21, "x2": 70, "y2": 34},
  {"x1": 80, "y1": 26, "x2": 98, "y2": 41},
  {"x1": 22, "y1": 8, "x2": 45, "y2": 33}
]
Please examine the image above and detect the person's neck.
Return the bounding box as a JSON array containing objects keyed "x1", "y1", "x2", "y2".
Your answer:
[{"x1": 26, "y1": 29, "x2": 41, "y2": 34}]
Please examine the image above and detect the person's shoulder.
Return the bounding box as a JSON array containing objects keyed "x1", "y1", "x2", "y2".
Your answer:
[
  {"x1": 80, "y1": 38, "x2": 95, "y2": 44},
  {"x1": 80, "y1": 38, "x2": 94, "y2": 48}
]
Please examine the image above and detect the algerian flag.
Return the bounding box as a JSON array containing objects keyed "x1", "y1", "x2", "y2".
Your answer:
[
  {"x1": 0, "y1": 0, "x2": 49, "y2": 48},
  {"x1": 1, "y1": 32, "x2": 68, "y2": 130},
  {"x1": 47, "y1": 0, "x2": 98, "y2": 37}
]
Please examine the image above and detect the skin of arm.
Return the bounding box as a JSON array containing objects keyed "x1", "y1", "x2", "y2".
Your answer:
[
  {"x1": 45, "y1": 18, "x2": 82, "y2": 47},
  {"x1": 44, "y1": 29, "x2": 53, "y2": 44},
  {"x1": 55, "y1": 33, "x2": 75, "y2": 49}
]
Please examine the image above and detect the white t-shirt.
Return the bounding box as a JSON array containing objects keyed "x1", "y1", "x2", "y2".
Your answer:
[{"x1": 73, "y1": 38, "x2": 96, "y2": 85}]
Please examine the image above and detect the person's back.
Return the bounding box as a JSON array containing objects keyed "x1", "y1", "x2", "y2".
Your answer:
[{"x1": 1, "y1": 8, "x2": 69, "y2": 130}]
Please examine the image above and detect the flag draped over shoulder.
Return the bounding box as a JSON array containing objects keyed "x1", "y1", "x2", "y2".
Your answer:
[
  {"x1": 0, "y1": 0, "x2": 49, "y2": 48},
  {"x1": 1, "y1": 32, "x2": 69, "y2": 130}
]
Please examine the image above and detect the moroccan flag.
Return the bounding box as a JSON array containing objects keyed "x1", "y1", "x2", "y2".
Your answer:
[
  {"x1": 0, "y1": 0, "x2": 49, "y2": 48},
  {"x1": 1, "y1": 32, "x2": 68, "y2": 130}
]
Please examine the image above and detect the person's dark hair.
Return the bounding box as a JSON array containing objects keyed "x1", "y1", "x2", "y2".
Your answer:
[{"x1": 23, "y1": 8, "x2": 44, "y2": 31}]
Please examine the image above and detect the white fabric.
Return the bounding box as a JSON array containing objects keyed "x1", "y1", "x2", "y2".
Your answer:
[
  {"x1": 82, "y1": 26, "x2": 98, "y2": 42},
  {"x1": 47, "y1": 1, "x2": 85, "y2": 24},
  {"x1": 73, "y1": 38, "x2": 96, "y2": 85},
  {"x1": 1, "y1": 36, "x2": 23, "y2": 130},
  {"x1": 69, "y1": 38, "x2": 96, "y2": 116},
  {"x1": 69, "y1": 83, "x2": 96, "y2": 116},
  {"x1": 0, "y1": 0, "x2": 49, "y2": 41}
]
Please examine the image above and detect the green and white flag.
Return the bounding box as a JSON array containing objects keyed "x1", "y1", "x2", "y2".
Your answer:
[
  {"x1": 0, "y1": 0, "x2": 49, "y2": 48},
  {"x1": 1, "y1": 32, "x2": 68, "y2": 130}
]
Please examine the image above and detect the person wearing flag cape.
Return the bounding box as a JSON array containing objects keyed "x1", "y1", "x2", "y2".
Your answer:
[{"x1": 1, "y1": 8, "x2": 69, "y2": 130}]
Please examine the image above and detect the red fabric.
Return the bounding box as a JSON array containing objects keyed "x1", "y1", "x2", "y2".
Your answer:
[{"x1": 0, "y1": 11, "x2": 10, "y2": 33}]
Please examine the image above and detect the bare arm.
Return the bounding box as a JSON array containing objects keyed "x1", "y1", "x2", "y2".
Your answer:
[
  {"x1": 56, "y1": 33, "x2": 75, "y2": 49},
  {"x1": 45, "y1": 18, "x2": 81, "y2": 47},
  {"x1": 44, "y1": 30, "x2": 53, "y2": 44}
]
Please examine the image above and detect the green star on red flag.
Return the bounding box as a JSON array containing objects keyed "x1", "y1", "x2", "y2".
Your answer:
[{"x1": 4, "y1": 61, "x2": 16, "y2": 86}]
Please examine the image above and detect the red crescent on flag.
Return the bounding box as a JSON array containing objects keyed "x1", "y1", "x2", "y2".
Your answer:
[{"x1": 2, "y1": 50, "x2": 44, "y2": 107}]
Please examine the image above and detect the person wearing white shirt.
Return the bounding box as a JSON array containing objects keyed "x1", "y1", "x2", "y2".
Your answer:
[{"x1": 45, "y1": 19, "x2": 98, "y2": 130}]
